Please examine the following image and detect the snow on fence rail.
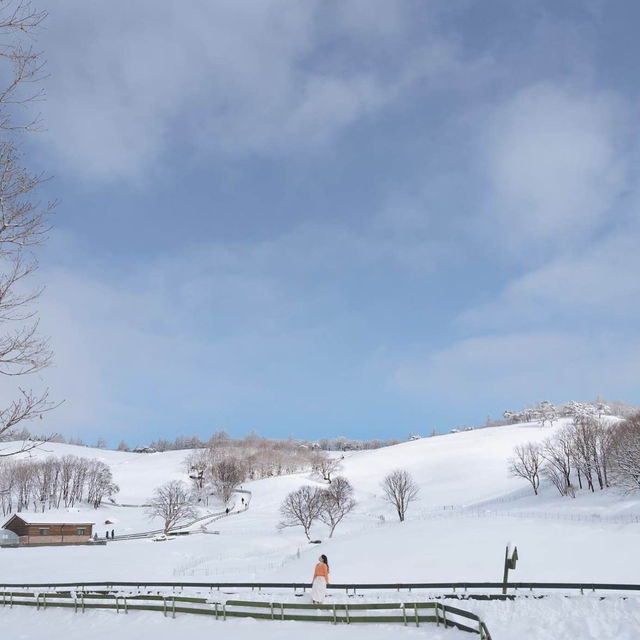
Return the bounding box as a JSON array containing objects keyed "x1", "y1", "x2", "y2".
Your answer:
[
  {"x1": 0, "y1": 588, "x2": 492, "y2": 639},
  {"x1": 2, "y1": 580, "x2": 640, "y2": 595}
]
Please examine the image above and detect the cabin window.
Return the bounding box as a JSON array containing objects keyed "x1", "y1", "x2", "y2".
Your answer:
[
  {"x1": 39, "y1": 528, "x2": 49, "y2": 536},
  {"x1": 76, "y1": 528, "x2": 86, "y2": 536}
]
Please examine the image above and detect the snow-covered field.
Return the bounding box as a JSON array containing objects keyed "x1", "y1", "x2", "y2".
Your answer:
[{"x1": 2, "y1": 419, "x2": 640, "y2": 639}]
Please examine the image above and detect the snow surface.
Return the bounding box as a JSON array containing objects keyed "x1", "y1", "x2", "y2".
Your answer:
[
  {"x1": 2, "y1": 420, "x2": 640, "y2": 639},
  {"x1": 2, "y1": 595, "x2": 640, "y2": 640}
]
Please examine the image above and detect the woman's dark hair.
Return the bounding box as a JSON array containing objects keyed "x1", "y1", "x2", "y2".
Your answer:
[{"x1": 321, "y1": 554, "x2": 329, "y2": 571}]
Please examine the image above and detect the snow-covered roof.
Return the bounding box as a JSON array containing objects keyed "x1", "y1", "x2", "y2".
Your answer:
[{"x1": 3, "y1": 512, "x2": 96, "y2": 526}]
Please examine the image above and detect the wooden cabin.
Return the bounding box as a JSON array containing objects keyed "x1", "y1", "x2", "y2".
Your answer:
[{"x1": 2, "y1": 513, "x2": 95, "y2": 546}]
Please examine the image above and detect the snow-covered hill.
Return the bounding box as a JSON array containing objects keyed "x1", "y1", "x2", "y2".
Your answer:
[
  {"x1": 2, "y1": 419, "x2": 640, "y2": 581},
  {"x1": 2, "y1": 421, "x2": 640, "y2": 639}
]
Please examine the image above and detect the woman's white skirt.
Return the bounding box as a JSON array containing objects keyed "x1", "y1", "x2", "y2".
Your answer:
[{"x1": 311, "y1": 576, "x2": 327, "y2": 603}]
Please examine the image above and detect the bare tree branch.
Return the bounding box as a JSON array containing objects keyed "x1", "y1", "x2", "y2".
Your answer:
[{"x1": 0, "y1": 2, "x2": 56, "y2": 454}]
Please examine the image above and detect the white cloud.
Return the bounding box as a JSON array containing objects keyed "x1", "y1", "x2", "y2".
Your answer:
[
  {"x1": 34, "y1": 2, "x2": 485, "y2": 182},
  {"x1": 459, "y1": 227, "x2": 640, "y2": 329},
  {"x1": 484, "y1": 83, "x2": 626, "y2": 244},
  {"x1": 391, "y1": 331, "x2": 640, "y2": 407}
]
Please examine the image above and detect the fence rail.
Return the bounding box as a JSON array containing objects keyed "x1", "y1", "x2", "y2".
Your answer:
[
  {"x1": 0, "y1": 588, "x2": 492, "y2": 639},
  {"x1": 2, "y1": 580, "x2": 640, "y2": 594}
]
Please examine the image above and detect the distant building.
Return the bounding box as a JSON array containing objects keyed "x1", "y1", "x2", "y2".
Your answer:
[
  {"x1": 409, "y1": 433, "x2": 422, "y2": 441},
  {"x1": 2, "y1": 513, "x2": 95, "y2": 546},
  {"x1": 450, "y1": 428, "x2": 461, "y2": 434}
]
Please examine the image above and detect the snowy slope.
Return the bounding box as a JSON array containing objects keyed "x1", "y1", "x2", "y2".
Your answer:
[
  {"x1": 3, "y1": 421, "x2": 640, "y2": 639},
  {"x1": 0, "y1": 420, "x2": 638, "y2": 583}
]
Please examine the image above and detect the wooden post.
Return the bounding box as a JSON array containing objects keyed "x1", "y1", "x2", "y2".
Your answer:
[{"x1": 502, "y1": 544, "x2": 518, "y2": 595}]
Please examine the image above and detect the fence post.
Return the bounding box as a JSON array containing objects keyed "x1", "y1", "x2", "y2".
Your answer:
[
  {"x1": 502, "y1": 544, "x2": 518, "y2": 595},
  {"x1": 414, "y1": 603, "x2": 419, "y2": 627}
]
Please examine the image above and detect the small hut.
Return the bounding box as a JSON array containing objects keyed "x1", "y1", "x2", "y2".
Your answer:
[{"x1": 2, "y1": 513, "x2": 95, "y2": 546}]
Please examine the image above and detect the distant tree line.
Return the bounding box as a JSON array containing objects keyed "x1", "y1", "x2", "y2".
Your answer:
[
  {"x1": 149, "y1": 431, "x2": 403, "y2": 453},
  {"x1": 2, "y1": 428, "x2": 403, "y2": 455},
  {"x1": 0, "y1": 455, "x2": 119, "y2": 515},
  {"x1": 503, "y1": 399, "x2": 638, "y2": 427}
]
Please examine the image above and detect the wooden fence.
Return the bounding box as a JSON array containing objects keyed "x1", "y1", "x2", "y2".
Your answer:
[{"x1": 0, "y1": 588, "x2": 492, "y2": 639}]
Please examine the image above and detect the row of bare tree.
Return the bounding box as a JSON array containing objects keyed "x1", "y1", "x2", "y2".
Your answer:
[
  {"x1": 0, "y1": 455, "x2": 119, "y2": 515},
  {"x1": 509, "y1": 413, "x2": 640, "y2": 496}
]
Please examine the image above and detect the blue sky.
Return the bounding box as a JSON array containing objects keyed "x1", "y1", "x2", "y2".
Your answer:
[{"x1": 17, "y1": 1, "x2": 640, "y2": 444}]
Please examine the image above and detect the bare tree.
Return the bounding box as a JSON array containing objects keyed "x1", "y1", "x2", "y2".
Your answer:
[
  {"x1": 147, "y1": 481, "x2": 196, "y2": 533},
  {"x1": 381, "y1": 469, "x2": 419, "y2": 522},
  {"x1": 541, "y1": 428, "x2": 574, "y2": 497},
  {"x1": 312, "y1": 453, "x2": 341, "y2": 484},
  {"x1": 509, "y1": 443, "x2": 543, "y2": 495},
  {"x1": 319, "y1": 475, "x2": 356, "y2": 537},
  {"x1": 211, "y1": 458, "x2": 245, "y2": 504},
  {"x1": 279, "y1": 485, "x2": 324, "y2": 540},
  {"x1": 609, "y1": 413, "x2": 640, "y2": 493},
  {"x1": 0, "y1": 2, "x2": 57, "y2": 457},
  {"x1": 570, "y1": 416, "x2": 601, "y2": 492}
]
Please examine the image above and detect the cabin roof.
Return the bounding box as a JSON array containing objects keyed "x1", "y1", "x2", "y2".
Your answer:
[{"x1": 2, "y1": 512, "x2": 95, "y2": 527}]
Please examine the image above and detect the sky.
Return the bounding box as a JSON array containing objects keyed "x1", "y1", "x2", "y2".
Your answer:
[{"x1": 6, "y1": 0, "x2": 640, "y2": 445}]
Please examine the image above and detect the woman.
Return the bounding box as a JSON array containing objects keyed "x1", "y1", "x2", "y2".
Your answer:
[{"x1": 311, "y1": 554, "x2": 329, "y2": 604}]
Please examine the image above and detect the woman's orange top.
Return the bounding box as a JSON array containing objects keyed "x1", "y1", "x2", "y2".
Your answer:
[{"x1": 313, "y1": 562, "x2": 329, "y2": 583}]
